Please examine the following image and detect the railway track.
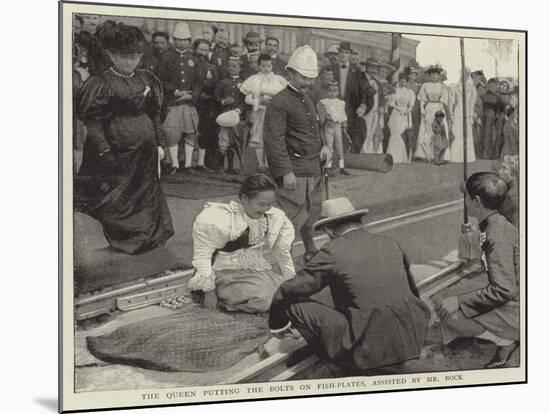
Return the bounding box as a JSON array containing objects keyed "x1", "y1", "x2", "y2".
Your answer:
[
  {"x1": 75, "y1": 199, "x2": 465, "y2": 321},
  {"x1": 76, "y1": 198, "x2": 482, "y2": 385}
]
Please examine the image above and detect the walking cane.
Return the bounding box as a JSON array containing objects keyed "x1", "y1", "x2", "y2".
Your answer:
[
  {"x1": 458, "y1": 37, "x2": 481, "y2": 261},
  {"x1": 322, "y1": 160, "x2": 330, "y2": 200}
]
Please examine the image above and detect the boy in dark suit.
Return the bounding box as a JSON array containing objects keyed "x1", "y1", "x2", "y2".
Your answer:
[
  {"x1": 436, "y1": 172, "x2": 519, "y2": 368},
  {"x1": 269, "y1": 197, "x2": 431, "y2": 372}
]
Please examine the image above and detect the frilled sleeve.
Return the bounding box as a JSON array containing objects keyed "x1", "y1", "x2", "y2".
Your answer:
[
  {"x1": 188, "y1": 206, "x2": 231, "y2": 292},
  {"x1": 418, "y1": 83, "x2": 428, "y2": 106},
  {"x1": 272, "y1": 75, "x2": 288, "y2": 95},
  {"x1": 76, "y1": 74, "x2": 113, "y2": 154},
  {"x1": 141, "y1": 70, "x2": 167, "y2": 147},
  {"x1": 271, "y1": 211, "x2": 296, "y2": 280},
  {"x1": 240, "y1": 75, "x2": 260, "y2": 107}
]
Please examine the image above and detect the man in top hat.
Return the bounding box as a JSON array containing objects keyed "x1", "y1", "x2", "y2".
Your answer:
[
  {"x1": 240, "y1": 31, "x2": 263, "y2": 80},
  {"x1": 264, "y1": 45, "x2": 333, "y2": 263},
  {"x1": 156, "y1": 21, "x2": 203, "y2": 175},
  {"x1": 361, "y1": 57, "x2": 386, "y2": 154},
  {"x1": 264, "y1": 36, "x2": 288, "y2": 78},
  {"x1": 268, "y1": 197, "x2": 431, "y2": 372},
  {"x1": 330, "y1": 41, "x2": 368, "y2": 154}
]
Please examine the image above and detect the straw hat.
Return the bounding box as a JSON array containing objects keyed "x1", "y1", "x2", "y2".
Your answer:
[
  {"x1": 379, "y1": 61, "x2": 397, "y2": 72},
  {"x1": 172, "y1": 22, "x2": 192, "y2": 39},
  {"x1": 286, "y1": 45, "x2": 319, "y2": 79},
  {"x1": 313, "y1": 197, "x2": 369, "y2": 230},
  {"x1": 216, "y1": 110, "x2": 240, "y2": 127},
  {"x1": 325, "y1": 44, "x2": 340, "y2": 54},
  {"x1": 425, "y1": 64, "x2": 444, "y2": 75},
  {"x1": 365, "y1": 57, "x2": 380, "y2": 68}
]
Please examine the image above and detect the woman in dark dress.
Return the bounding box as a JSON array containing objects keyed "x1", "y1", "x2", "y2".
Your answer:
[{"x1": 76, "y1": 23, "x2": 174, "y2": 254}]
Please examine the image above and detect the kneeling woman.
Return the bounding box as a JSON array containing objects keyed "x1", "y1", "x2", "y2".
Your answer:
[{"x1": 189, "y1": 173, "x2": 296, "y2": 313}]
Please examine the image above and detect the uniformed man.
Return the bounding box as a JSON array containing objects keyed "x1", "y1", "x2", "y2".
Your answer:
[
  {"x1": 436, "y1": 172, "x2": 519, "y2": 369},
  {"x1": 210, "y1": 29, "x2": 233, "y2": 79},
  {"x1": 156, "y1": 21, "x2": 202, "y2": 175},
  {"x1": 139, "y1": 31, "x2": 170, "y2": 74},
  {"x1": 264, "y1": 45, "x2": 333, "y2": 263},
  {"x1": 214, "y1": 56, "x2": 246, "y2": 173}
]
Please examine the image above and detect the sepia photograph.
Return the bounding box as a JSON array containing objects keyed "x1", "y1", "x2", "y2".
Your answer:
[{"x1": 59, "y1": 1, "x2": 526, "y2": 411}]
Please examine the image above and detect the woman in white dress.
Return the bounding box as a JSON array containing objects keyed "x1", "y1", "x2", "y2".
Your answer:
[
  {"x1": 415, "y1": 66, "x2": 451, "y2": 162},
  {"x1": 240, "y1": 54, "x2": 288, "y2": 171},
  {"x1": 449, "y1": 69, "x2": 477, "y2": 163},
  {"x1": 387, "y1": 73, "x2": 416, "y2": 163},
  {"x1": 188, "y1": 173, "x2": 296, "y2": 313}
]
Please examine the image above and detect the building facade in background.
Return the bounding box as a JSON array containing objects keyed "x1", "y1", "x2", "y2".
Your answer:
[{"x1": 81, "y1": 14, "x2": 418, "y2": 66}]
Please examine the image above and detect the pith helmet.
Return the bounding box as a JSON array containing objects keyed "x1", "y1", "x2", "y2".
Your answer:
[
  {"x1": 173, "y1": 22, "x2": 192, "y2": 39},
  {"x1": 286, "y1": 45, "x2": 318, "y2": 79}
]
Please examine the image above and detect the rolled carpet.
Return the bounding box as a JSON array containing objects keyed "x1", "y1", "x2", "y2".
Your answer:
[
  {"x1": 87, "y1": 306, "x2": 270, "y2": 372},
  {"x1": 344, "y1": 153, "x2": 394, "y2": 173}
]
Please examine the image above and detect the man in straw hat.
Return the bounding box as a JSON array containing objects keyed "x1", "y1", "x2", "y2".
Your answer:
[
  {"x1": 156, "y1": 21, "x2": 203, "y2": 175},
  {"x1": 240, "y1": 31, "x2": 264, "y2": 80},
  {"x1": 361, "y1": 57, "x2": 386, "y2": 154},
  {"x1": 264, "y1": 45, "x2": 333, "y2": 263},
  {"x1": 268, "y1": 197, "x2": 430, "y2": 372}
]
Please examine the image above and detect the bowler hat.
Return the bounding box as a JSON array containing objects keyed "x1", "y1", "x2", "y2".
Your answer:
[
  {"x1": 243, "y1": 31, "x2": 263, "y2": 43},
  {"x1": 313, "y1": 197, "x2": 369, "y2": 230},
  {"x1": 338, "y1": 41, "x2": 352, "y2": 51}
]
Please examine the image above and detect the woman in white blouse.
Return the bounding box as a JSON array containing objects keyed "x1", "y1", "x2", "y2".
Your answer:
[
  {"x1": 387, "y1": 73, "x2": 416, "y2": 163},
  {"x1": 189, "y1": 173, "x2": 296, "y2": 313}
]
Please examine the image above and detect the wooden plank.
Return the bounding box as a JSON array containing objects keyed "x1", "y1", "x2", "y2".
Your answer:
[
  {"x1": 219, "y1": 339, "x2": 306, "y2": 385},
  {"x1": 269, "y1": 355, "x2": 320, "y2": 382}
]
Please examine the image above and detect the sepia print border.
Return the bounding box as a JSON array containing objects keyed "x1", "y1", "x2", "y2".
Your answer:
[{"x1": 59, "y1": 1, "x2": 527, "y2": 412}]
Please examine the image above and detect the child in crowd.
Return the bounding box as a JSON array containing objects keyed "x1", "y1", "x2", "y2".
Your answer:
[
  {"x1": 432, "y1": 110, "x2": 448, "y2": 165},
  {"x1": 240, "y1": 53, "x2": 287, "y2": 172},
  {"x1": 214, "y1": 56, "x2": 245, "y2": 173},
  {"x1": 436, "y1": 172, "x2": 519, "y2": 369},
  {"x1": 317, "y1": 81, "x2": 350, "y2": 175}
]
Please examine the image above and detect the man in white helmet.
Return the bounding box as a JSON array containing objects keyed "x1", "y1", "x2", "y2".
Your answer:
[
  {"x1": 156, "y1": 21, "x2": 203, "y2": 175},
  {"x1": 264, "y1": 45, "x2": 332, "y2": 263}
]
